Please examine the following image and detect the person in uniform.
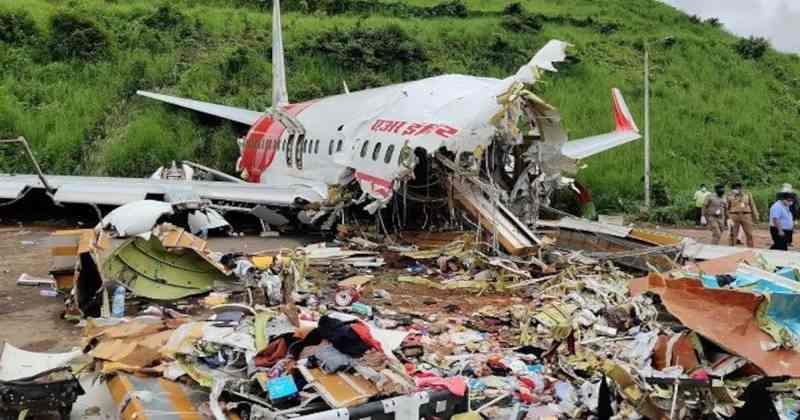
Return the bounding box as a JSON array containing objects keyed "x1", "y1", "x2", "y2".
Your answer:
[
  {"x1": 703, "y1": 184, "x2": 727, "y2": 245},
  {"x1": 726, "y1": 182, "x2": 760, "y2": 248}
]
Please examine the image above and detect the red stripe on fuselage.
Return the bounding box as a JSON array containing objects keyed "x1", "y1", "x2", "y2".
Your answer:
[
  {"x1": 241, "y1": 101, "x2": 316, "y2": 182},
  {"x1": 355, "y1": 171, "x2": 393, "y2": 197}
]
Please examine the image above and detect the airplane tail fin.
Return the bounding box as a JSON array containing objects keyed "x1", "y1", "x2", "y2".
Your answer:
[
  {"x1": 611, "y1": 87, "x2": 638, "y2": 133},
  {"x1": 272, "y1": 0, "x2": 289, "y2": 108},
  {"x1": 560, "y1": 89, "x2": 641, "y2": 160}
]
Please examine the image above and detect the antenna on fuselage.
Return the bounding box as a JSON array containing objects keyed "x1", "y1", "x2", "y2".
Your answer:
[{"x1": 272, "y1": 0, "x2": 289, "y2": 108}]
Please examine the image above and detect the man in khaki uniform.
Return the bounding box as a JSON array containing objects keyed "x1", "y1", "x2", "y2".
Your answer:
[
  {"x1": 726, "y1": 182, "x2": 759, "y2": 248},
  {"x1": 703, "y1": 184, "x2": 727, "y2": 244}
]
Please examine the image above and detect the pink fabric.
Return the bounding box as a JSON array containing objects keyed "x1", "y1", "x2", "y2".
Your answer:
[
  {"x1": 415, "y1": 375, "x2": 467, "y2": 397},
  {"x1": 690, "y1": 369, "x2": 710, "y2": 381}
]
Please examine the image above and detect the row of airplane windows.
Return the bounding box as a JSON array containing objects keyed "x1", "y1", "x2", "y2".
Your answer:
[
  {"x1": 265, "y1": 136, "x2": 400, "y2": 165},
  {"x1": 272, "y1": 137, "x2": 343, "y2": 155}
]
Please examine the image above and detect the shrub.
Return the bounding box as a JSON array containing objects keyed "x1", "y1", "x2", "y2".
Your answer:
[
  {"x1": 735, "y1": 36, "x2": 770, "y2": 60},
  {"x1": 484, "y1": 36, "x2": 529, "y2": 70},
  {"x1": 314, "y1": 0, "x2": 468, "y2": 17},
  {"x1": 502, "y1": 13, "x2": 542, "y2": 33},
  {"x1": 221, "y1": 47, "x2": 250, "y2": 77},
  {"x1": 0, "y1": 10, "x2": 38, "y2": 45},
  {"x1": 597, "y1": 22, "x2": 620, "y2": 34},
  {"x1": 142, "y1": 5, "x2": 187, "y2": 30},
  {"x1": 48, "y1": 12, "x2": 110, "y2": 61},
  {"x1": 502, "y1": 3, "x2": 524, "y2": 16},
  {"x1": 427, "y1": 0, "x2": 468, "y2": 18},
  {"x1": 705, "y1": 17, "x2": 721, "y2": 27},
  {"x1": 307, "y1": 25, "x2": 426, "y2": 71}
]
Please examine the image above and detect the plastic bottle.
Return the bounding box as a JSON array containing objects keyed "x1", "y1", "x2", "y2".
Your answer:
[
  {"x1": 112, "y1": 286, "x2": 126, "y2": 318},
  {"x1": 39, "y1": 289, "x2": 58, "y2": 297}
]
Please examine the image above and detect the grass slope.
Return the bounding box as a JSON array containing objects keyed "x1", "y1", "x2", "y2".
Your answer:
[{"x1": 0, "y1": 0, "x2": 798, "y2": 216}]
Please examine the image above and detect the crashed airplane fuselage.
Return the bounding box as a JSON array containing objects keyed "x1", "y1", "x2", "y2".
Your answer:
[
  {"x1": 135, "y1": 2, "x2": 640, "y2": 227},
  {"x1": 0, "y1": 0, "x2": 640, "y2": 232}
]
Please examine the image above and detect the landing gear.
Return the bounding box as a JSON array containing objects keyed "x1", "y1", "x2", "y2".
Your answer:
[{"x1": 259, "y1": 219, "x2": 279, "y2": 237}]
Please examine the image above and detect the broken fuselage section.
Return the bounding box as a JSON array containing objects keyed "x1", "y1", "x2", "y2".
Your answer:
[{"x1": 238, "y1": 41, "x2": 594, "y2": 233}]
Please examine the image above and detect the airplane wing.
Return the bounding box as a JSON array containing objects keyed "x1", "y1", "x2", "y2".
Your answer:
[
  {"x1": 136, "y1": 91, "x2": 264, "y2": 126},
  {"x1": 0, "y1": 174, "x2": 324, "y2": 208},
  {"x1": 560, "y1": 88, "x2": 641, "y2": 160}
]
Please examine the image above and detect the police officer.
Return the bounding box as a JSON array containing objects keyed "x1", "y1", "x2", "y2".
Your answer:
[
  {"x1": 703, "y1": 184, "x2": 727, "y2": 245},
  {"x1": 726, "y1": 182, "x2": 760, "y2": 248}
]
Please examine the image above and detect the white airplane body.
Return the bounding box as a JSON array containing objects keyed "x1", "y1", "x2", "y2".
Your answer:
[{"x1": 0, "y1": 0, "x2": 640, "y2": 228}]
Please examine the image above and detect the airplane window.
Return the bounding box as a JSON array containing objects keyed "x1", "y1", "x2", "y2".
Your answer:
[
  {"x1": 360, "y1": 141, "x2": 370, "y2": 158},
  {"x1": 336, "y1": 140, "x2": 343, "y2": 153},
  {"x1": 286, "y1": 137, "x2": 294, "y2": 167},
  {"x1": 314, "y1": 139, "x2": 320, "y2": 154},
  {"x1": 372, "y1": 143, "x2": 382, "y2": 161},
  {"x1": 328, "y1": 140, "x2": 334, "y2": 155},
  {"x1": 305, "y1": 139, "x2": 310, "y2": 153},
  {"x1": 385, "y1": 145, "x2": 395, "y2": 164},
  {"x1": 296, "y1": 134, "x2": 305, "y2": 169}
]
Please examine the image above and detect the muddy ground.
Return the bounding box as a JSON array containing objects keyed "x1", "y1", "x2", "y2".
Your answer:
[{"x1": 650, "y1": 223, "x2": 780, "y2": 249}]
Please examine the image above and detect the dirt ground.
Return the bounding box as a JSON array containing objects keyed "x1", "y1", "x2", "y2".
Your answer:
[
  {"x1": 0, "y1": 225, "x2": 81, "y2": 352},
  {"x1": 646, "y1": 223, "x2": 782, "y2": 250},
  {"x1": 0, "y1": 224, "x2": 307, "y2": 353}
]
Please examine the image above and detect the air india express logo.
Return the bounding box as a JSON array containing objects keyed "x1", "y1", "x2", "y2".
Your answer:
[{"x1": 369, "y1": 119, "x2": 458, "y2": 139}]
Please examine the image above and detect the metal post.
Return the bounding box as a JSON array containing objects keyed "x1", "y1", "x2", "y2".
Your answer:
[
  {"x1": 644, "y1": 44, "x2": 651, "y2": 208},
  {"x1": 0, "y1": 137, "x2": 55, "y2": 196}
]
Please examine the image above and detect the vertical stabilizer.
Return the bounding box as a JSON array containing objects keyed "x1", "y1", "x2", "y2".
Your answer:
[{"x1": 272, "y1": 0, "x2": 289, "y2": 108}]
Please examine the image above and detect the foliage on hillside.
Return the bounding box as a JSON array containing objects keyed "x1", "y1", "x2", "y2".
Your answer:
[{"x1": 0, "y1": 0, "x2": 798, "y2": 214}]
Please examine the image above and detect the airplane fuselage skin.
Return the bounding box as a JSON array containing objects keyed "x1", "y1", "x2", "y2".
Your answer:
[{"x1": 239, "y1": 74, "x2": 509, "y2": 201}]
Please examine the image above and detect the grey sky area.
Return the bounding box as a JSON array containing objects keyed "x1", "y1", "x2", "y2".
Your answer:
[{"x1": 662, "y1": 0, "x2": 799, "y2": 53}]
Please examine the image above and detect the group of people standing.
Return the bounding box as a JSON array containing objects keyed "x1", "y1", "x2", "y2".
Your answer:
[{"x1": 693, "y1": 183, "x2": 798, "y2": 250}]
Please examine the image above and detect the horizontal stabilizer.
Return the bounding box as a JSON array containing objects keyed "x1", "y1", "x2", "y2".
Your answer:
[
  {"x1": 137, "y1": 91, "x2": 263, "y2": 126},
  {"x1": 560, "y1": 88, "x2": 641, "y2": 160}
]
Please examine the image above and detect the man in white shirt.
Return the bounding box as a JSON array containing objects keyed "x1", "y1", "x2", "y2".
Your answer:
[{"x1": 769, "y1": 192, "x2": 795, "y2": 251}]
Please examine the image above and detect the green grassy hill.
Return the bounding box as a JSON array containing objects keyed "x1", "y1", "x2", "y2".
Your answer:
[{"x1": 1, "y1": 0, "x2": 798, "y2": 215}]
